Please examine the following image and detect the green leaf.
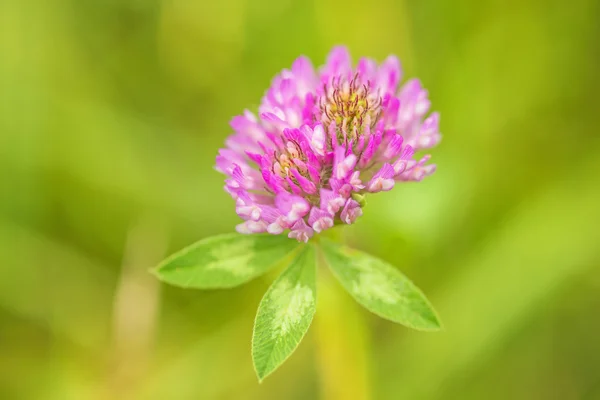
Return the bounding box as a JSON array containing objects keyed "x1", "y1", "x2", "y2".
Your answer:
[
  {"x1": 153, "y1": 234, "x2": 300, "y2": 289},
  {"x1": 320, "y1": 239, "x2": 441, "y2": 331},
  {"x1": 252, "y1": 245, "x2": 317, "y2": 381}
]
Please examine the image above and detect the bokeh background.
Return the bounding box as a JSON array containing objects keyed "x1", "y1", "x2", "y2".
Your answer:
[{"x1": 2, "y1": 0, "x2": 600, "y2": 399}]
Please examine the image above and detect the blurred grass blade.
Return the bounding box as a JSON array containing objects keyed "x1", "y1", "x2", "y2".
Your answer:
[
  {"x1": 381, "y1": 153, "x2": 600, "y2": 399},
  {"x1": 153, "y1": 234, "x2": 300, "y2": 289},
  {"x1": 252, "y1": 245, "x2": 317, "y2": 381},
  {"x1": 320, "y1": 239, "x2": 441, "y2": 331}
]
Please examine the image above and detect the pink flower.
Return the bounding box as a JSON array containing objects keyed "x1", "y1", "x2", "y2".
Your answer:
[{"x1": 217, "y1": 46, "x2": 441, "y2": 241}]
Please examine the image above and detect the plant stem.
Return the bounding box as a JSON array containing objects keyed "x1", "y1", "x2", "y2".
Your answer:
[{"x1": 314, "y1": 234, "x2": 371, "y2": 400}]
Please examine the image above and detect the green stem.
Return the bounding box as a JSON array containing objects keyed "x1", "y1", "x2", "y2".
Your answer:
[{"x1": 314, "y1": 232, "x2": 371, "y2": 400}]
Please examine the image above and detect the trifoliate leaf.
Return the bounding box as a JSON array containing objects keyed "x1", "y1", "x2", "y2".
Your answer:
[
  {"x1": 153, "y1": 234, "x2": 300, "y2": 289},
  {"x1": 252, "y1": 245, "x2": 317, "y2": 381},
  {"x1": 320, "y1": 239, "x2": 441, "y2": 331}
]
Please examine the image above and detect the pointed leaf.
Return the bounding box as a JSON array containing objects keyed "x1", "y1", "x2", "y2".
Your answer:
[
  {"x1": 320, "y1": 239, "x2": 441, "y2": 331},
  {"x1": 252, "y1": 245, "x2": 317, "y2": 381},
  {"x1": 153, "y1": 234, "x2": 300, "y2": 289}
]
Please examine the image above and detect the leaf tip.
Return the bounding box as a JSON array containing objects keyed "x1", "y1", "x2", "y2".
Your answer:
[
  {"x1": 255, "y1": 371, "x2": 267, "y2": 384},
  {"x1": 431, "y1": 316, "x2": 445, "y2": 332},
  {"x1": 252, "y1": 359, "x2": 273, "y2": 383},
  {"x1": 148, "y1": 265, "x2": 162, "y2": 279},
  {"x1": 424, "y1": 321, "x2": 443, "y2": 332},
  {"x1": 412, "y1": 311, "x2": 444, "y2": 332}
]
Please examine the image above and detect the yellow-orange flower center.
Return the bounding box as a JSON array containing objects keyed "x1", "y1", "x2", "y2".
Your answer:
[{"x1": 319, "y1": 74, "x2": 382, "y2": 142}]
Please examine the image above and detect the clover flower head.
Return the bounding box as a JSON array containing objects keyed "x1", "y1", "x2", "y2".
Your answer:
[{"x1": 216, "y1": 46, "x2": 441, "y2": 242}]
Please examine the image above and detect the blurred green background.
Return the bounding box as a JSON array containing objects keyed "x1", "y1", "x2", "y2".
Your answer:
[{"x1": 2, "y1": 0, "x2": 600, "y2": 399}]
